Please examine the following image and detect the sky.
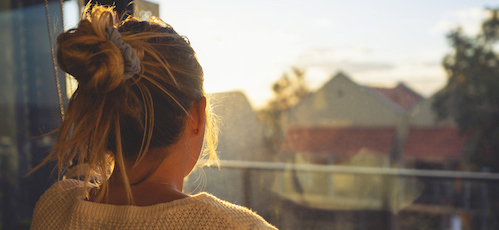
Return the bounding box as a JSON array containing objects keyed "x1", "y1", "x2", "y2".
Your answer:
[{"x1": 66, "y1": 0, "x2": 499, "y2": 108}]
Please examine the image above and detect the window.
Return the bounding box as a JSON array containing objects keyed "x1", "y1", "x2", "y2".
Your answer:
[{"x1": 2, "y1": 1, "x2": 498, "y2": 229}]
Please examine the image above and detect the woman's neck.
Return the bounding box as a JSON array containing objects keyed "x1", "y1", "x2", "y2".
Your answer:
[
  {"x1": 88, "y1": 182, "x2": 188, "y2": 206},
  {"x1": 90, "y1": 147, "x2": 191, "y2": 206}
]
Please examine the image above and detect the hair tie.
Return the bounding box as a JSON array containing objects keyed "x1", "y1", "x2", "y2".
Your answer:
[{"x1": 105, "y1": 26, "x2": 141, "y2": 80}]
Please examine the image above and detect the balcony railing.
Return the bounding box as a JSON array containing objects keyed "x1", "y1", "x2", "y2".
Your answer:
[{"x1": 187, "y1": 160, "x2": 499, "y2": 230}]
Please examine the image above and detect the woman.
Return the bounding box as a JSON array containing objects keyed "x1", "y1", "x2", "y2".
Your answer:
[{"x1": 30, "y1": 5, "x2": 277, "y2": 230}]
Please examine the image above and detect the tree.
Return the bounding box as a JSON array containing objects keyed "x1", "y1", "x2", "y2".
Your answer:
[
  {"x1": 258, "y1": 67, "x2": 309, "y2": 153},
  {"x1": 433, "y1": 11, "x2": 499, "y2": 229},
  {"x1": 269, "y1": 67, "x2": 308, "y2": 111},
  {"x1": 433, "y1": 8, "x2": 499, "y2": 171}
]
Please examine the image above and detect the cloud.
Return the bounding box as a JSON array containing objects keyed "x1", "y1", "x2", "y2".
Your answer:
[
  {"x1": 430, "y1": 7, "x2": 491, "y2": 36},
  {"x1": 313, "y1": 18, "x2": 333, "y2": 28},
  {"x1": 354, "y1": 61, "x2": 447, "y2": 97},
  {"x1": 292, "y1": 47, "x2": 447, "y2": 97},
  {"x1": 293, "y1": 47, "x2": 393, "y2": 73}
]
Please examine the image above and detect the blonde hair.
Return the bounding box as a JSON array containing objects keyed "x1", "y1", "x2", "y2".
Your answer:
[{"x1": 31, "y1": 5, "x2": 218, "y2": 204}]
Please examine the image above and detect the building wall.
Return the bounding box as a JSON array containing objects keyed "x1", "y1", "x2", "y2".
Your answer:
[
  {"x1": 210, "y1": 91, "x2": 271, "y2": 162},
  {"x1": 134, "y1": 0, "x2": 160, "y2": 19},
  {"x1": 287, "y1": 73, "x2": 406, "y2": 128},
  {"x1": 409, "y1": 97, "x2": 454, "y2": 127}
]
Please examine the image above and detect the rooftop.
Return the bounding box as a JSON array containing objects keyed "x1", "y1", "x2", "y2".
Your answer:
[
  {"x1": 281, "y1": 127, "x2": 396, "y2": 157},
  {"x1": 370, "y1": 83, "x2": 424, "y2": 110},
  {"x1": 403, "y1": 127, "x2": 466, "y2": 160}
]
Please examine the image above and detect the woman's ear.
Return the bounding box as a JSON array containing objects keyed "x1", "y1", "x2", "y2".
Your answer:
[{"x1": 189, "y1": 97, "x2": 206, "y2": 137}]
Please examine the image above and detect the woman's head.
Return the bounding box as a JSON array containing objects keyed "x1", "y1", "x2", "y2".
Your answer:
[{"x1": 35, "y1": 5, "x2": 218, "y2": 202}]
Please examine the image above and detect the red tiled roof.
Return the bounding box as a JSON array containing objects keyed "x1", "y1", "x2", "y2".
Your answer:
[
  {"x1": 371, "y1": 83, "x2": 424, "y2": 110},
  {"x1": 403, "y1": 128, "x2": 467, "y2": 160},
  {"x1": 281, "y1": 127, "x2": 396, "y2": 157}
]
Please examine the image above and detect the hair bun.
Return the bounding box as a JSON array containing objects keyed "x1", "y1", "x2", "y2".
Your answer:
[{"x1": 57, "y1": 21, "x2": 128, "y2": 92}]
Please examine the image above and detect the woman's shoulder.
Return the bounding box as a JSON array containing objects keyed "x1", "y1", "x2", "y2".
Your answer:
[
  {"x1": 31, "y1": 179, "x2": 89, "y2": 230},
  {"x1": 36, "y1": 179, "x2": 89, "y2": 204},
  {"x1": 190, "y1": 192, "x2": 278, "y2": 230},
  {"x1": 45, "y1": 179, "x2": 86, "y2": 192}
]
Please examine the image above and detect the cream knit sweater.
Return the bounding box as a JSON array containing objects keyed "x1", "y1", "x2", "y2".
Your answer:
[{"x1": 31, "y1": 179, "x2": 277, "y2": 229}]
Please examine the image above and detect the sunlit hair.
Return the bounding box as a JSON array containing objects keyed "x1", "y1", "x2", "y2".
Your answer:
[{"x1": 30, "y1": 5, "x2": 218, "y2": 204}]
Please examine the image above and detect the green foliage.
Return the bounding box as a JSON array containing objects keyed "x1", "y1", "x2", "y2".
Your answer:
[
  {"x1": 433, "y1": 8, "x2": 499, "y2": 169},
  {"x1": 270, "y1": 67, "x2": 308, "y2": 111},
  {"x1": 258, "y1": 67, "x2": 309, "y2": 152},
  {"x1": 483, "y1": 9, "x2": 499, "y2": 41}
]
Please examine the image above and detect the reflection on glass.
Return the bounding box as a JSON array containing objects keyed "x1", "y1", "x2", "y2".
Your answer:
[
  {"x1": 0, "y1": 1, "x2": 67, "y2": 229},
  {"x1": 2, "y1": 0, "x2": 499, "y2": 229}
]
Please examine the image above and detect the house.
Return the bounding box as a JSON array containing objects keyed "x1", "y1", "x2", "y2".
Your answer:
[
  {"x1": 281, "y1": 71, "x2": 461, "y2": 168},
  {"x1": 272, "y1": 72, "x2": 471, "y2": 225}
]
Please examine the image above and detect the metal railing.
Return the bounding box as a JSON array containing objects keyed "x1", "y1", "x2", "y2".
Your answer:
[{"x1": 199, "y1": 159, "x2": 499, "y2": 180}]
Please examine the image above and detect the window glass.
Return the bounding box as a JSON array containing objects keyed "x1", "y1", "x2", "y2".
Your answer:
[
  {"x1": 2, "y1": 0, "x2": 499, "y2": 229},
  {"x1": 0, "y1": 0, "x2": 67, "y2": 228}
]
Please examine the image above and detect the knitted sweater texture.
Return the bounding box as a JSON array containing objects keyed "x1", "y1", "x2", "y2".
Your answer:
[{"x1": 31, "y1": 179, "x2": 277, "y2": 229}]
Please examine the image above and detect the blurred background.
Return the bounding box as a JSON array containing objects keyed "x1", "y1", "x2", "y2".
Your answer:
[{"x1": 1, "y1": 0, "x2": 499, "y2": 229}]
